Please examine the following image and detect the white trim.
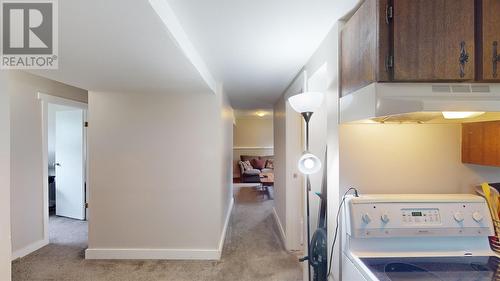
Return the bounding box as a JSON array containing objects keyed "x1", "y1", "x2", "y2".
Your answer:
[
  {"x1": 37, "y1": 93, "x2": 88, "y2": 109},
  {"x1": 148, "y1": 0, "x2": 217, "y2": 93},
  {"x1": 85, "y1": 248, "x2": 221, "y2": 260},
  {"x1": 40, "y1": 100, "x2": 50, "y2": 245},
  {"x1": 12, "y1": 239, "x2": 49, "y2": 260},
  {"x1": 273, "y1": 207, "x2": 287, "y2": 247},
  {"x1": 39, "y1": 92, "x2": 88, "y2": 254},
  {"x1": 233, "y1": 147, "x2": 274, "y2": 150},
  {"x1": 86, "y1": 197, "x2": 235, "y2": 260},
  {"x1": 218, "y1": 197, "x2": 234, "y2": 253}
]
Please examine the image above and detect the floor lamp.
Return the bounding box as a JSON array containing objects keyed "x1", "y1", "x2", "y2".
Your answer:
[{"x1": 288, "y1": 90, "x2": 324, "y2": 281}]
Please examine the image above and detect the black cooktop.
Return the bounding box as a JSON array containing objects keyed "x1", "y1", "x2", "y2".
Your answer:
[{"x1": 360, "y1": 256, "x2": 500, "y2": 281}]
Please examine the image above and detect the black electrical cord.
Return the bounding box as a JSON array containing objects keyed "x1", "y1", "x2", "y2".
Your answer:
[{"x1": 327, "y1": 187, "x2": 359, "y2": 278}]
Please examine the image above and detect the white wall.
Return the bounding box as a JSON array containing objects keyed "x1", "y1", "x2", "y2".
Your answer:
[
  {"x1": 273, "y1": 79, "x2": 306, "y2": 252},
  {"x1": 307, "y1": 65, "x2": 328, "y2": 231},
  {"x1": 0, "y1": 73, "x2": 12, "y2": 280},
  {"x1": 285, "y1": 100, "x2": 304, "y2": 251},
  {"x1": 220, "y1": 87, "x2": 234, "y2": 240},
  {"x1": 86, "y1": 88, "x2": 233, "y2": 259},
  {"x1": 273, "y1": 97, "x2": 288, "y2": 243},
  {"x1": 9, "y1": 72, "x2": 88, "y2": 258},
  {"x1": 233, "y1": 117, "x2": 273, "y2": 148},
  {"x1": 340, "y1": 124, "x2": 500, "y2": 194}
]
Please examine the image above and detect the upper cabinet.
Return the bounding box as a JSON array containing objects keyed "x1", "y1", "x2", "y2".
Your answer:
[
  {"x1": 477, "y1": 0, "x2": 500, "y2": 81},
  {"x1": 393, "y1": 0, "x2": 475, "y2": 81},
  {"x1": 462, "y1": 121, "x2": 500, "y2": 167},
  {"x1": 341, "y1": 0, "x2": 500, "y2": 96},
  {"x1": 340, "y1": 0, "x2": 390, "y2": 95}
]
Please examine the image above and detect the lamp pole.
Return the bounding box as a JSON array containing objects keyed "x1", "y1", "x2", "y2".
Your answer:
[
  {"x1": 302, "y1": 111, "x2": 313, "y2": 281},
  {"x1": 287, "y1": 83, "x2": 324, "y2": 281}
]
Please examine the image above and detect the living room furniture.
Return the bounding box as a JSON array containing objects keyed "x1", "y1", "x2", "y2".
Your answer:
[
  {"x1": 259, "y1": 172, "x2": 274, "y2": 200},
  {"x1": 238, "y1": 155, "x2": 273, "y2": 183}
]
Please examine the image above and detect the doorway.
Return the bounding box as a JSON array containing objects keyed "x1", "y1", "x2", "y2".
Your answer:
[
  {"x1": 232, "y1": 110, "x2": 274, "y2": 199},
  {"x1": 40, "y1": 93, "x2": 88, "y2": 246}
]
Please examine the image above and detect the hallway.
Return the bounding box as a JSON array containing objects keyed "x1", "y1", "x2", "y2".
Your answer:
[{"x1": 12, "y1": 186, "x2": 302, "y2": 281}]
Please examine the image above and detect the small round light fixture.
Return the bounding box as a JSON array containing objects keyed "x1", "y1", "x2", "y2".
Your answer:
[
  {"x1": 298, "y1": 153, "x2": 322, "y2": 175},
  {"x1": 256, "y1": 111, "x2": 266, "y2": 117}
]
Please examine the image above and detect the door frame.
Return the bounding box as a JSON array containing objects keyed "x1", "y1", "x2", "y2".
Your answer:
[{"x1": 38, "y1": 93, "x2": 88, "y2": 243}]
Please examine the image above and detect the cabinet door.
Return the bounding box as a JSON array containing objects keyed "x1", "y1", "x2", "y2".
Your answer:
[
  {"x1": 341, "y1": 0, "x2": 389, "y2": 96},
  {"x1": 462, "y1": 121, "x2": 500, "y2": 167},
  {"x1": 462, "y1": 122, "x2": 484, "y2": 164},
  {"x1": 393, "y1": 0, "x2": 475, "y2": 81},
  {"x1": 478, "y1": 0, "x2": 500, "y2": 81},
  {"x1": 482, "y1": 121, "x2": 500, "y2": 166}
]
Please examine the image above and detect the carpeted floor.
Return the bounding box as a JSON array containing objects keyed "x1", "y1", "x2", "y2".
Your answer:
[{"x1": 12, "y1": 185, "x2": 302, "y2": 281}]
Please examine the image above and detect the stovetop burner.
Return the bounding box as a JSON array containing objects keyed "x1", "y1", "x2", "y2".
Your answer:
[{"x1": 360, "y1": 256, "x2": 500, "y2": 281}]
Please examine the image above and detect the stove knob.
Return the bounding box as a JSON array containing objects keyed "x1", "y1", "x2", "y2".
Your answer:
[
  {"x1": 472, "y1": 211, "x2": 483, "y2": 222},
  {"x1": 454, "y1": 212, "x2": 464, "y2": 223},
  {"x1": 362, "y1": 213, "x2": 372, "y2": 224},
  {"x1": 381, "y1": 214, "x2": 390, "y2": 223}
]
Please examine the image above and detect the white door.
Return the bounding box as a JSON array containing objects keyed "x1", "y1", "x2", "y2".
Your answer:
[{"x1": 55, "y1": 109, "x2": 85, "y2": 220}]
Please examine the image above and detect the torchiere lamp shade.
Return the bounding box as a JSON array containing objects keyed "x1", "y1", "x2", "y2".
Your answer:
[{"x1": 288, "y1": 92, "x2": 324, "y2": 114}]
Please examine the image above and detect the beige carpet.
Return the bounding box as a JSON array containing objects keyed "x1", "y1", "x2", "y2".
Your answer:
[{"x1": 12, "y1": 185, "x2": 302, "y2": 281}]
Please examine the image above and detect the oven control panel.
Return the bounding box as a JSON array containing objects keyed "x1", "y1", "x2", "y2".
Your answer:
[
  {"x1": 345, "y1": 194, "x2": 494, "y2": 238},
  {"x1": 401, "y1": 208, "x2": 441, "y2": 224}
]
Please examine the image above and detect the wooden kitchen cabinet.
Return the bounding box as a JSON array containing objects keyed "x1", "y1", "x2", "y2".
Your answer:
[
  {"x1": 340, "y1": 0, "x2": 500, "y2": 96},
  {"x1": 477, "y1": 0, "x2": 500, "y2": 81},
  {"x1": 462, "y1": 121, "x2": 500, "y2": 167},
  {"x1": 393, "y1": 0, "x2": 475, "y2": 81},
  {"x1": 340, "y1": 0, "x2": 390, "y2": 95}
]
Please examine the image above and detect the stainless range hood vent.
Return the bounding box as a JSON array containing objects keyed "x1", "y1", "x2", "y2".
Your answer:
[{"x1": 340, "y1": 83, "x2": 500, "y2": 124}]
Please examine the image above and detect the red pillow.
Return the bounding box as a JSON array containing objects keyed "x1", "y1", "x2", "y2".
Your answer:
[{"x1": 251, "y1": 158, "x2": 266, "y2": 170}]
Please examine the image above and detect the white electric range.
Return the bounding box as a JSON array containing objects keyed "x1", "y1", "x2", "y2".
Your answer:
[{"x1": 341, "y1": 194, "x2": 499, "y2": 281}]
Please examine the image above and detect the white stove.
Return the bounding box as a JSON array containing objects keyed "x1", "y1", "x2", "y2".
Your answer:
[{"x1": 341, "y1": 194, "x2": 499, "y2": 281}]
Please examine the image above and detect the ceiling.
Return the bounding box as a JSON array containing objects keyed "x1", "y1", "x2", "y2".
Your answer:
[
  {"x1": 167, "y1": 0, "x2": 355, "y2": 109},
  {"x1": 29, "y1": 0, "x2": 359, "y2": 109},
  {"x1": 29, "y1": 0, "x2": 211, "y2": 94}
]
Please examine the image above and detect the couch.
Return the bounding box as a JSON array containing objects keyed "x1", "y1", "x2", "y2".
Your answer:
[{"x1": 238, "y1": 155, "x2": 274, "y2": 183}]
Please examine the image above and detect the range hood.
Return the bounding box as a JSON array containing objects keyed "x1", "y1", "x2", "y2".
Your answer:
[{"x1": 340, "y1": 83, "x2": 500, "y2": 123}]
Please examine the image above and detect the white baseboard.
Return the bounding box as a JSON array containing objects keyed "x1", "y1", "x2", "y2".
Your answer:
[
  {"x1": 218, "y1": 197, "x2": 234, "y2": 253},
  {"x1": 85, "y1": 248, "x2": 221, "y2": 260},
  {"x1": 272, "y1": 207, "x2": 286, "y2": 246},
  {"x1": 12, "y1": 238, "x2": 49, "y2": 260},
  {"x1": 86, "y1": 197, "x2": 235, "y2": 261}
]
